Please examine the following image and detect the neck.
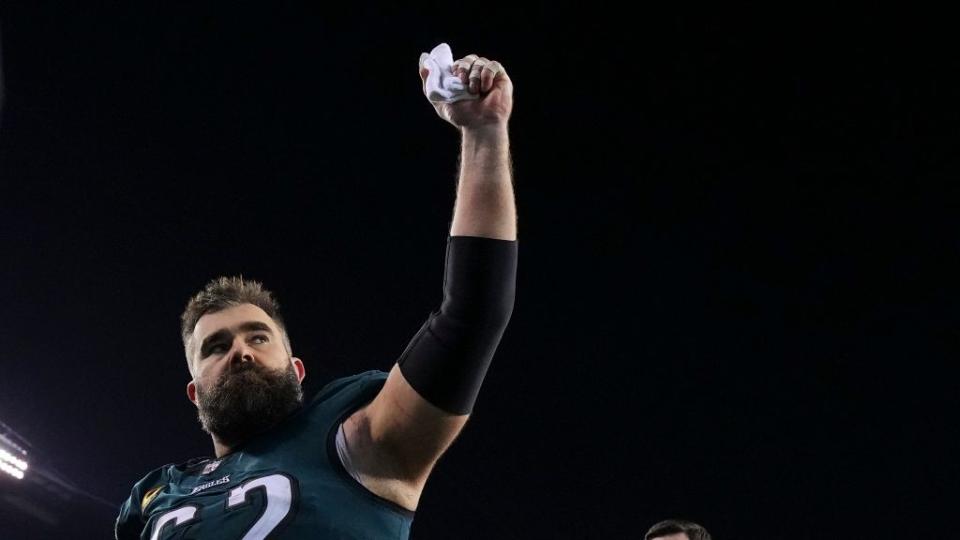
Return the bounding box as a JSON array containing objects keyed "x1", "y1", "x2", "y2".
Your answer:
[{"x1": 212, "y1": 436, "x2": 235, "y2": 458}]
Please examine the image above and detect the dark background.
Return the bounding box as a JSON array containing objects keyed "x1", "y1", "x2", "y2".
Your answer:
[{"x1": 0, "y1": 5, "x2": 956, "y2": 539}]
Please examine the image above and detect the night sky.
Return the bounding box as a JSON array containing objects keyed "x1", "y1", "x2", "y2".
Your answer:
[{"x1": 0, "y1": 6, "x2": 956, "y2": 539}]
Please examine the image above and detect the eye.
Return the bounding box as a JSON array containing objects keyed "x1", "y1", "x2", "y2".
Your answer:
[{"x1": 204, "y1": 335, "x2": 269, "y2": 358}]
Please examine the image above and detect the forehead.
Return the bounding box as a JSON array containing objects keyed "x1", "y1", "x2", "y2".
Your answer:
[
  {"x1": 650, "y1": 535, "x2": 689, "y2": 540},
  {"x1": 193, "y1": 303, "x2": 277, "y2": 340}
]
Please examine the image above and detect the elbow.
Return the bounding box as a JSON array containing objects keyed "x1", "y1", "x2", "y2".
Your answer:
[{"x1": 440, "y1": 292, "x2": 515, "y2": 331}]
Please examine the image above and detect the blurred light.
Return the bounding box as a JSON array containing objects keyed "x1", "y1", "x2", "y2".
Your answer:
[
  {"x1": 0, "y1": 423, "x2": 29, "y2": 480},
  {"x1": 0, "y1": 460, "x2": 24, "y2": 479},
  {"x1": 0, "y1": 447, "x2": 28, "y2": 471}
]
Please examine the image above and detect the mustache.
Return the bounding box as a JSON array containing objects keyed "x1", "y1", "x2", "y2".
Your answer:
[{"x1": 219, "y1": 360, "x2": 270, "y2": 379}]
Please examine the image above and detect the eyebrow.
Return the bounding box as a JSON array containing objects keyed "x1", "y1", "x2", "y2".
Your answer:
[{"x1": 198, "y1": 321, "x2": 274, "y2": 358}]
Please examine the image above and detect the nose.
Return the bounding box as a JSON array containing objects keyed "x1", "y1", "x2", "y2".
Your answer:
[{"x1": 228, "y1": 339, "x2": 256, "y2": 366}]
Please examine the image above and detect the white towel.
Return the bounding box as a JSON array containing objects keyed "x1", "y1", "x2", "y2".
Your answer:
[{"x1": 419, "y1": 43, "x2": 480, "y2": 104}]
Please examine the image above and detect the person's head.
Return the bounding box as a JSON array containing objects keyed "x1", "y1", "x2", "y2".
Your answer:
[
  {"x1": 180, "y1": 276, "x2": 306, "y2": 448},
  {"x1": 645, "y1": 519, "x2": 712, "y2": 540}
]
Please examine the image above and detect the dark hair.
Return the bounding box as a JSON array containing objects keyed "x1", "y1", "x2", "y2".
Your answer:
[
  {"x1": 645, "y1": 519, "x2": 712, "y2": 540},
  {"x1": 180, "y1": 275, "x2": 293, "y2": 373}
]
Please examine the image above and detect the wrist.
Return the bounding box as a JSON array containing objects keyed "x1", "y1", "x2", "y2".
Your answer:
[{"x1": 461, "y1": 123, "x2": 509, "y2": 142}]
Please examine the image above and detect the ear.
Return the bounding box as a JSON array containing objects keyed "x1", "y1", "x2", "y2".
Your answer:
[
  {"x1": 292, "y1": 357, "x2": 306, "y2": 383},
  {"x1": 186, "y1": 380, "x2": 198, "y2": 406}
]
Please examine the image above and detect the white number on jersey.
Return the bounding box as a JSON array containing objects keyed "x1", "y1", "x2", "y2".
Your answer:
[{"x1": 149, "y1": 473, "x2": 296, "y2": 540}]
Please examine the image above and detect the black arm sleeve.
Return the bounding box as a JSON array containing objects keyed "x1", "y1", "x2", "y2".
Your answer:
[{"x1": 397, "y1": 235, "x2": 518, "y2": 415}]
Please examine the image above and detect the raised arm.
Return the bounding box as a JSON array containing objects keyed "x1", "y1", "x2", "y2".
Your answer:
[{"x1": 339, "y1": 51, "x2": 517, "y2": 510}]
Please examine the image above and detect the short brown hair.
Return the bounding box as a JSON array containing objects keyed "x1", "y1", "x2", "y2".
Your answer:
[
  {"x1": 645, "y1": 519, "x2": 712, "y2": 540},
  {"x1": 180, "y1": 275, "x2": 293, "y2": 373}
]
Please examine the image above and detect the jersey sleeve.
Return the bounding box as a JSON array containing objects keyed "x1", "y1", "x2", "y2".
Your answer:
[
  {"x1": 306, "y1": 369, "x2": 389, "y2": 423},
  {"x1": 309, "y1": 370, "x2": 389, "y2": 406},
  {"x1": 303, "y1": 369, "x2": 390, "y2": 468},
  {"x1": 114, "y1": 466, "x2": 168, "y2": 540}
]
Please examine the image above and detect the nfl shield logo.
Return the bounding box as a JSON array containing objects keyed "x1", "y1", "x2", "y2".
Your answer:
[{"x1": 201, "y1": 460, "x2": 222, "y2": 475}]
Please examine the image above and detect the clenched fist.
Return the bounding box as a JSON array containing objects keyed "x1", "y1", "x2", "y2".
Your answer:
[{"x1": 419, "y1": 54, "x2": 513, "y2": 130}]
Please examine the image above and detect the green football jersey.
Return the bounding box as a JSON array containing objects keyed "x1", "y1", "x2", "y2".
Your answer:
[{"x1": 115, "y1": 370, "x2": 415, "y2": 540}]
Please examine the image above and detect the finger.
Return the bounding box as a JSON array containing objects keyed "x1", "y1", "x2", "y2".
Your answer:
[
  {"x1": 468, "y1": 57, "x2": 489, "y2": 93},
  {"x1": 479, "y1": 60, "x2": 502, "y2": 93},
  {"x1": 454, "y1": 54, "x2": 480, "y2": 82}
]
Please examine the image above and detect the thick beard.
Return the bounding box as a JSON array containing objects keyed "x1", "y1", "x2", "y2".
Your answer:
[{"x1": 195, "y1": 361, "x2": 303, "y2": 448}]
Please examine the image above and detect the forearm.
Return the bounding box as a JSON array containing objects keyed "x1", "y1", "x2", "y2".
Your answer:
[
  {"x1": 397, "y1": 234, "x2": 517, "y2": 415},
  {"x1": 449, "y1": 125, "x2": 517, "y2": 241},
  {"x1": 398, "y1": 128, "x2": 517, "y2": 416}
]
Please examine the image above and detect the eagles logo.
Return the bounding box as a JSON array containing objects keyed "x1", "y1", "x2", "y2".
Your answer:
[{"x1": 140, "y1": 486, "x2": 164, "y2": 512}]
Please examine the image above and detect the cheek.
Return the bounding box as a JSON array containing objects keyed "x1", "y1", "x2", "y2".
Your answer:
[
  {"x1": 196, "y1": 363, "x2": 223, "y2": 385},
  {"x1": 260, "y1": 359, "x2": 284, "y2": 374},
  {"x1": 263, "y1": 348, "x2": 286, "y2": 366}
]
